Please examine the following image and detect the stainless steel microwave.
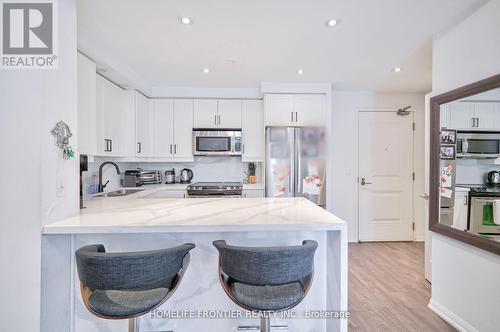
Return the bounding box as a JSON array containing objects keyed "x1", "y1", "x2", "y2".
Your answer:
[
  {"x1": 457, "y1": 131, "x2": 500, "y2": 158},
  {"x1": 193, "y1": 129, "x2": 242, "y2": 156}
]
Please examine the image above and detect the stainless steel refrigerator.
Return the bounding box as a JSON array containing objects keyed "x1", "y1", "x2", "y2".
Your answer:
[{"x1": 265, "y1": 127, "x2": 326, "y2": 207}]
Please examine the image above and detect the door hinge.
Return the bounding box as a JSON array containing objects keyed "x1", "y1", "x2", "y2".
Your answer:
[
  {"x1": 412, "y1": 222, "x2": 415, "y2": 231},
  {"x1": 412, "y1": 122, "x2": 416, "y2": 131},
  {"x1": 412, "y1": 172, "x2": 415, "y2": 181}
]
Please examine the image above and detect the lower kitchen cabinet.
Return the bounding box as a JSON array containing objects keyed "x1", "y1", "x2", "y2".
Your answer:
[
  {"x1": 243, "y1": 189, "x2": 265, "y2": 198},
  {"x1": 453, "y1": 188, "x2": 469, "y2": 231},
  {"x1": 142, "y1": 189, "x2": 187, "y2": 199}
]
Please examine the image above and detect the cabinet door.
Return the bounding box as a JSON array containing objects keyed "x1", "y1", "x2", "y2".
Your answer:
[
  {"x1": 243, "y1": 189, "x2": 265, "y2": 198},
  {"x1": 152, "y1": 99, "x2": 174, "y2": 157},
  {"x1": 119, "y1": 90, "x2": 136, "y2": 157},
  {"x1": 242, "y1": 100, "x2": 264, "y2": 162},
  {"x1": 173, "y1": 99, "x2": 194, "y2": 159},
  {"x1": 294, "y1": 94, "x2": 326, "y2": 127},
  {"x1": 439, "y1": 104, "x2": 448, "y2": 128},
  {"x1": 217, "y1": 100, "x2": 242, "y2": 128},
  {"x1": 96, "y1": 75, "x2": 116, "y2": 155},
  {"x1": 135, "y1": 92, "x2": 150, "y2": 157},
  {"x1": 264, "y1": 94, "x2": 294, "y2": 126},
  {"x1": 194, "y1": 99, "x2": 218, "y2": 128},
  {"x1": 447, "y1": 102, "x2": 474, "y2": 130},
  {"x1": 77, "y1": 53, "x2": 97, "y2": 155},
  {"x1": 475, "y1": 102, "x2": 500, "y2": 130},
  {"x1": 144, "y1": 189, "x2": 187, "y2": 198},
  {"x1": 452, "y1": 191, "x2": 469, "y2": 231}
]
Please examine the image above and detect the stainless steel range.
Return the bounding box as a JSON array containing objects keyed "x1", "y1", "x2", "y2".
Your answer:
[
  {"x1": 186, "y1": 182, "x2": 242, "y2": 198},
  {"x1": 468, "y1": 186, "x2": 500, "y2": 235}
]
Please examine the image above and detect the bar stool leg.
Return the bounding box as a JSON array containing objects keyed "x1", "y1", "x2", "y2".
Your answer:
[
  {"x1": 260, "y1": 316, "x2": 270, "y2": 332},
  {"x1": 128, "y1": 317, "x2": 138, "y2": 332}
]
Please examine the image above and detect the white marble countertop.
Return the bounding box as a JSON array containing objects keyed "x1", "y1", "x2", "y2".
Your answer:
[{"x1": 43, "y1": 194, "x2": 346, "y2": 234}]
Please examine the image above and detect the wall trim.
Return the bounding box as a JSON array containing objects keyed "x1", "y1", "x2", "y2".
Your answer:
[{"x1": 428, "y1": 298, "x2": 478, "y2": 332}]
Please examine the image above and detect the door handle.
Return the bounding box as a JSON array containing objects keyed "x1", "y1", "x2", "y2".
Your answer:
[
  {"x1": 360, "y1": 177, "x2": 372, "y2": 185},
  {"x1": 419, "y1": 193, "x2": 430, "y2": 200}
]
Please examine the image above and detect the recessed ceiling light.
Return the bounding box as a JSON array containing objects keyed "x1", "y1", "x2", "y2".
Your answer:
[
  {"x1": 180, "y1": 17, "x2": 193, "y2": 25},
  {"x1": 392, "y1": 67, "x2": 402, "y2": 73},
  {"x1": 297, "y1": 69, "x2": 304, "y2": 75},
  {"x1": 326, "y1": 19, "x2": 338, "y2": 27},
  {"x1": 203, "y1": 68, "x2": 210, "y2": 74}
]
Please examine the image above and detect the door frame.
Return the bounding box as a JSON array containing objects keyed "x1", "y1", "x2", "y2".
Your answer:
[{"x1": 356, "y1": 109, "x2": 416, "y2": 242}]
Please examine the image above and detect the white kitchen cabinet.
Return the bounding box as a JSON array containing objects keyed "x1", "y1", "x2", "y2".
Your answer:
[
  {"x1": 144, "y1": 189, "x2": 187, "y2": 198},
  {"x1": 217, "y1": 100, "x2": 242, "y2": 128},
  {"x1": 77, "y1": 52, "x2": 97, "y2": 155},
  {"x1": 152, "y1": 99, "x2": 175, "y2": 157},
  {"x1": 194, "y1": 99, "x2": 218, "y2": 128},
  {"x1": 264, "y1": 94, "x2": 295, "y2": 126},
  {"x1": 243, "y1": 189, "x2": 265, "y2": 198},
  {"x1": 448, "y1": 102, "x2": 475, "y2": 129},
  {"x1": 96, "y1": 75, "x2": 135, "y2": 157},
  {"x1": 241, "y1": 100, "x2": 264, "y2": 162},
  {"x1": 439, "y1": 104, "x2": 448, "y2": 128},
  {"x1": 294, "y1": 94, "x2": 326, "y2": 127},
  {"x1": 264, "y1": 94, "x2": 326, "y2": 127},
  {"x1": 474, "y1": 102, "x2": 500, "y2": 130},
  {"x1": 135, "y1": 92, "x2": 151, "y2": 157},
  {"x1": 173, "y1": 99, "x2": 194, "y2": 159},
  {"x1": 453, "y1": 188, "x2": 469, "y2": 231}
]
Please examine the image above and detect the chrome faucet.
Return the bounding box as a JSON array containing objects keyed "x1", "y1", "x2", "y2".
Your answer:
[{"x1": 98, "y1": 161, "x2": 120, "y2": 192}]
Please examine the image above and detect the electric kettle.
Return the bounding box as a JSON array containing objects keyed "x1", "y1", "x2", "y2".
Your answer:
[
  {"x1": 487, "y1": 171, "x2": 500, "y2": 186},
  {"x1": 165, "y1": 169, "x2": 176, "y2": 184},
  {"x1": 179, "y1": 168, "x2": 193, "y2": 183}
]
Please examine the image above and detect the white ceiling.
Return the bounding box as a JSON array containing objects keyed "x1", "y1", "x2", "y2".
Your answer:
[{"x1": 77, "y1": 0, "x2": 486, "y2": 93}]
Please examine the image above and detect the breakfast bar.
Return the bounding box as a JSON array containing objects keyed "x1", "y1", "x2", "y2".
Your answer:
[{"x1": 41, "y1": 194, "x2": 348, "y2": 332}]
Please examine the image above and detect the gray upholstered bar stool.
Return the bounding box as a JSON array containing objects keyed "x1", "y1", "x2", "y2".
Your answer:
[
  {"x1": 75, "y1": 243, "x2": 195, "y2": 332},
  {"x1": 213, "y1": 240, "x2": 318, "y2": 332}
]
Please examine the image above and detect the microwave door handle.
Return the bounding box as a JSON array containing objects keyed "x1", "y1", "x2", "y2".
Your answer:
[{"x1": 464, "y1": 139, "x2": 469, "y2": 155}]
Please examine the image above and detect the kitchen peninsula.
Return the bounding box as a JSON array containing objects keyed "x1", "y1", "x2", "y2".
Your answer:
[{"x1": 41, "y1": 191, "x2": 347, "y2": 332}]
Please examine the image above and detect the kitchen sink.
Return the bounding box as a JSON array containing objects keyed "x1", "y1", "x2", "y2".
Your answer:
[{"x1": 95, "y1": 188, "x2": 144, "y2": 197}]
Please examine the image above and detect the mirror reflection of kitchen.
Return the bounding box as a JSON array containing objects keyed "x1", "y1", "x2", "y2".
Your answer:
[{"x1": 439, "y1": 87, "x2": 500, "y2": 243}]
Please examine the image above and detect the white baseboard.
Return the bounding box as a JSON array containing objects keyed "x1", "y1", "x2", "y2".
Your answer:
[
  {"x1": 428, "y1": 299, "x2": 478, "y2": 332},
  {"x1": 414, "y1": 235, "x2": 425, "y2": 242}
]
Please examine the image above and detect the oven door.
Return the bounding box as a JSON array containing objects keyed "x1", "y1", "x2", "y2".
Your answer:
[{"x1": 469, "y1": 196, "x2": 500, "y2": 234}]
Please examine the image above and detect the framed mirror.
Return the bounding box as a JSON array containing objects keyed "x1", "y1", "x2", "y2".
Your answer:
[{"x1": 430, "y1": 74, "x2": 500, "y2": 255}]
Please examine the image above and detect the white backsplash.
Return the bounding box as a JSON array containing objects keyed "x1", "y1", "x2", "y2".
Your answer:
[
  {"x1": 456, "y1": 158, "x2": 499, "y2": 185},
  {"x1": 82, "y1": 156, "x2": 262, "y2": 198}
]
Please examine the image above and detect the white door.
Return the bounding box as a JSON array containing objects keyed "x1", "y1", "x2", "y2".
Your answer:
[
  {"x1": 242, "y1": 100, "x2": 264, "y2": 162},
  {"x1": 217, "y1": 100, "x2": 242, "y2": 128},
  {"x1": 152, "y1": 99, "x2": 174, "y2": 157},
  {"x1": 294, "y1": 94, "x2": 326, "y2": 127},
  {"x1": 358, "y1": 111, "x2": 414, "y2": 241},
  {"x1": 135, "y1": 92, "x2": 150, "y2": 157},
  {"x1": 475, "y1": 102, "x2": 500, "y2": 130},
  {"x1": 193, "y1": 99, "x2": 217, "y2": 128},
  {"x1": 173, "y1": 99, "x2": 194, "y2": 159},
  {"x1": 264, "y1": 94, "x2": 294, "y2": 126},
  {"x1": 447, "y1": 102, "x2": 474, "y2": 129}
]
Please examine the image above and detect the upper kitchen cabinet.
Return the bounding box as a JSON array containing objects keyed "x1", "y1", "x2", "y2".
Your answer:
[
  {"x1": 134, "y1": 92, "x2": 151, "y2": 157},
  {"x1": 77, "y1": 52, "x2": 97, "y2": 155},
  {"x1": 447, "y1": 101, "x2": 500, "y2": 130},
  {"x1": 264, "y1": 94, "x2": 294, "y2": 126},
  {"x1": 152, "y1": 99, "x2": 175, "y2": 157},
  {"x1": 241, "y1": 100, "x2": 265, "y2": 162},
  {"x1": 264, "y1": 94, "x2": 326, "y2": 127},
  {"x1": 194, "y1": 99, "x2": 218, "y2": 128},
  {"x1": 96, "y1": 75, "x2": 135, "y2": 157},
  {"x1": 173, "y1": 99, "x2": 194, "y2": 159},
  {"x1": 152, "y1": 99, "x2": 194, "y2": 161},
  {"x1": 217, "y1": 99, "x2": 242, "y2": 128}
]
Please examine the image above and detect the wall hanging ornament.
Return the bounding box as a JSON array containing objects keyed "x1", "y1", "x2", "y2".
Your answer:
[{"x1": 50, "y1": 121, "x2": 75, "y2": 159}]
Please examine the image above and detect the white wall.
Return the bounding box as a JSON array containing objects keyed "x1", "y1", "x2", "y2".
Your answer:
[
  {"x1": 430, "y1": 1, "x2": 500, "y2": 331},
  {"x1": 331, "y1": 91, "x2": 426, "y2": 242},
  {"x1": 0, "y1": 0, "x2": 78, "y2": 330}
]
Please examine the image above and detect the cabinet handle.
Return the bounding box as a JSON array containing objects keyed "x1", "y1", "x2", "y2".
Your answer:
[
  {"x1": 471, "y1": 118, "x2": 474, "y2": 127},
  {"x1": 137, "y1": 142, "x2": 142, "y2": 154},
  {"x1": 215, "y1": 114, "x2": 217, "y2": 126},
  {"x1": 291, "y1": 111, "x2": 293, "y2": 123},
  {"x1": 476, "y1": 117, "x2": 480, "y2": 127},
  {"x1": 242, "y1": 143, "x2": 245, "y2": 154},
  {"x1": 109, "y1": 139, "x2": 112, "y2": 152},
  {"x1": 464, "y1": 195, "x2": 468, "y2": 206},
  {"x1": 174, "y1": 144, "x2": 177, "y2": 154},
  {"x1": 170, "y1": 144, "x2": 172, "y2": 154},
  {"x1": 104, "y1": 139, "x2": 108, "y2": 152},
  {"x1": 295, "y1": 111, "x2": 298, "y2": 123},
  {"x1": 218, "y1": 114, "x2": 221, "y2": 126}
]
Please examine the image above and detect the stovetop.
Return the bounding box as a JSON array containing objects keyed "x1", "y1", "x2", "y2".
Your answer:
[
  {"x1": 187, "y1": 182, "x2": 242, "y2": 190},
  {"x1": 467, "y1": 185, "x2": 500, "y2": 196}
]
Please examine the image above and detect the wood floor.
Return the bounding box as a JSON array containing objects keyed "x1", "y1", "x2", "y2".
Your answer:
[{"x1": 348, "y1": 242, "x2": 455, "y2": 332}]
